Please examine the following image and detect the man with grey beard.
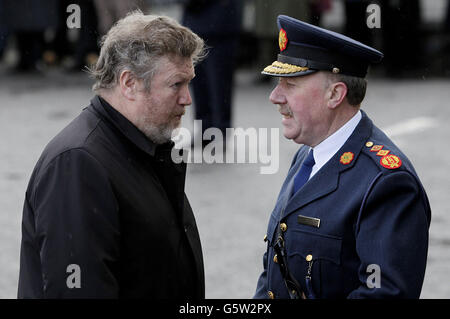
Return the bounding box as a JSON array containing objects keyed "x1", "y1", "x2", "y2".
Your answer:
[{"x1": 18, "y1": 12, "x2": 206, "y2": 298}]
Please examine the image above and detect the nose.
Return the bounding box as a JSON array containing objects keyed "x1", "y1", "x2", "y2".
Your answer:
[
  {"x1": 269, "y1": 83, "x2": 286, "y2": 105},
  {"x1": 178, "y1": 85, "x2": 192, "y2": 106}
]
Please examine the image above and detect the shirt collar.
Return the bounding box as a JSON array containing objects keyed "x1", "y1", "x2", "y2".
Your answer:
[{"x1": 310, "y1": 110, "x2": 362, "y2": 177}]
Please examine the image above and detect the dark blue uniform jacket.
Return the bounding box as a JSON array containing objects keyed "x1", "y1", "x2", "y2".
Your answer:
[{"x1": 254, "y1": 111, "x2": 431, "y2": 299}]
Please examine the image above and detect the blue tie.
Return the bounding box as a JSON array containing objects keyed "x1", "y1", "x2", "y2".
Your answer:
[{"x1": 293, "y1": 149, "x2": 315, "y2": 195}]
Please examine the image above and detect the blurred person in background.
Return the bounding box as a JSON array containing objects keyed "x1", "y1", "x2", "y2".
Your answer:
[
  {"x1": 93, "y1": 0, "x2": 149, "y2": 35},
  {"x1": 0, "y1": 1, "x2": 9, "y2": 61},
  {"x1": 380, "y1": 0, "x2": 422, "y2": 77},
  {"x1": 182, "y1": 0, "x2": 242, "y2": 144},
  {"x1": 344, "y1": 0, "x2": 372, "y2": 46},
  {"x1": 1, "y1": 0, "x2": 58, "y2": 73},
  {"x1": 43, "y1": 0, "x2": 149, "y2": 72},
  {"x1": 18, "y1": 11, "x2": 206, "y2": 298},
  {"x1": 41, "y1": 0, "x2": 74, "y2": 68},
  {"x1": 69, "y1": 0, "x2": 100, "y2": 72},
  {"x1": 309, "y1": 0, "x2": 332, "y2": 25},
  {"x1": 444, "y1": 0, "x2": 450, "y2": 74},
  {"x1": 70, "y1": 0, "x2": 151, "y2": 72}
]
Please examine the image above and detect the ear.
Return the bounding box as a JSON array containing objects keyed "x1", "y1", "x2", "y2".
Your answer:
[
  {"x1": 118, "y1": 70, "x2": 138, "y2": 101},
  {"x1": 326, "y1": 82, "x2": 347, "y2": 109}
]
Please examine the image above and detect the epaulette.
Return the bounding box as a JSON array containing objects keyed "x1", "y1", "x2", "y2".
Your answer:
[{"x1": 364, "y1": 141, "x2": 402, "y2": 170}]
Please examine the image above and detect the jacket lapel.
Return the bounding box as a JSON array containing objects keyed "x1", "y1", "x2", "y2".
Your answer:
[{"x1": 283, "y1": 111, "x2": 374, "y2": 219}]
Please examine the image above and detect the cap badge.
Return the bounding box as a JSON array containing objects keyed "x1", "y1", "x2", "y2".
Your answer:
[
  {"x1": 380, "y1": 154, "x2": 402, "y2": 169},
  {"x1": 279, "y1": 28, "x2": 288, "y2": 52},
  {"x1": 340, "y1": 152, "x2": 354, "y2": 165}
]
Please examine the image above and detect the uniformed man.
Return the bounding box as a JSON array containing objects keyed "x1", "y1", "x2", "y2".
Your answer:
[{"x1": 254, "y1": 15, "x2": 431, "y2": 299}]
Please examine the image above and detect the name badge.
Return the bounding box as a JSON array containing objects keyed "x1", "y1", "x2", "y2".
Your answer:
[{"x1": 297, "y1": 215, "x2": 320, "y2": 228}]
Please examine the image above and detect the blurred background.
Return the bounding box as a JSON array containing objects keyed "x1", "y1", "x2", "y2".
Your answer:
[{"x1": 1, "y1": 0, "x2": 449, "y2": 298}]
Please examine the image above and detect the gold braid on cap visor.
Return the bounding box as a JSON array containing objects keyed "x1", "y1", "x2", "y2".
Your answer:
[{"x1": 263, "y1": 61, "x2": 309, "y2": 74}]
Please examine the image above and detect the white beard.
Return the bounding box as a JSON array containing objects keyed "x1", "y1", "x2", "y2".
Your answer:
[{"x1": 139, "y1": 121, "x2": 174, "y2": 144}]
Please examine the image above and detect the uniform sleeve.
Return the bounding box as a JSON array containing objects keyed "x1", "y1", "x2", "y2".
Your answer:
[
  {"x1": 253, "y1": 250, "x2": 269, "y2": 298},
  {"x1": 30, "y1": 148, "x2": 120, "y2": 298},
  {"x1": 348, "y1": 171, "x2": 430, "y2": 298}
]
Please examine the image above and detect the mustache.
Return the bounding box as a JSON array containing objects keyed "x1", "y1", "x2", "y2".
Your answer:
[
  {"x1": 277, "y1": 104, "x2": 293, "y2": 116},
  {"x1": 173, "y1": 109, "x2": 186, "y2": 117}
]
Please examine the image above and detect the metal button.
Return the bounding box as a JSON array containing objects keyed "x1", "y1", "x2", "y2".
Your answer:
[
  {"x1": 273, "y1": 254, "x2": 278, "y2": 263},
  {"x1": 306, "y1": 254, "x2": 313, "y2": 262},
  {"x1": 280, "y1": 223, "x2": 287, "y2": 232},
  {"x1": 366, "y1": 141, "x2": 374, "y2": 147},
  {"x1": 263, "y1": 234, "x2": 268, "y2": 242},
  {"x1": 332, "y1": 67, "x2": 340, "y2": 74},
  {"x1": 268, "y1": 291, "x2": 275, "y2": 299}
]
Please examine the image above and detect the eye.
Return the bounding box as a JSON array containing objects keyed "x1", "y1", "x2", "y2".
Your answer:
[
  {"x1": 286, "y1": 81, "x2": 296, "y2": 87},
  {"x1": 279, "y1": 79, "x2": 295, "y2": 88}
]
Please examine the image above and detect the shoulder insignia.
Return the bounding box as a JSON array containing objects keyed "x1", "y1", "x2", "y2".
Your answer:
[
  {"x1": 370, "y1": 145, "x2": 383, "y2": 152},
  {"x1": 376, "y1": 149, "x2": 390, "y2": 157},
  {"x1": 279, "y1": 28, "x2": 288, "y2": 52},
  {"x1": 340, "y1": 152, "x2": 354, "y2": 165},
  {"x1": 380, "y1": 154, "x2": 402, "y2": 169}
]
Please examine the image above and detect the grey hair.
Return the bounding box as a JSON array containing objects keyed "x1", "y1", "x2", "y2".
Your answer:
[
  {"x1": 88, "y1": 11, "x2": 205, "y2": 93},
  {"x1": 326, "y1": 73, "x2": 367, "y2": 106}
]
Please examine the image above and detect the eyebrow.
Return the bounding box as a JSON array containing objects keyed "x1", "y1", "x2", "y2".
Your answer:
[
  {"x1": 166, "y1": 72, "x2": 195, "y2": 84},
  {"x1": 279, "y1": 77, "x2": 294, "y2": 84}
]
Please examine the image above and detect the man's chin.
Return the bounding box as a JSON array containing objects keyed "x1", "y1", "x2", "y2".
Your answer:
[
  {"x1": 283, "y1": 131, "x2": 304, "y2": 144},
  {"x1": 140, "y1": 124, "x2": 173, "y2": 145},
  {"x1": 282, "y1": 128, "x2": 295, "y2": 140}
]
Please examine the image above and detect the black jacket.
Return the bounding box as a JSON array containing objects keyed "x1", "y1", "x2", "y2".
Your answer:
[{"x1": 18, "y1": 96, "x2": 204, "y2": 298}]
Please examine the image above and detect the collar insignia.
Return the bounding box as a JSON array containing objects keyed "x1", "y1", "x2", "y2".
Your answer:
[{"x1": 340, "y1": 152, "x2": 354, "y2": 165}]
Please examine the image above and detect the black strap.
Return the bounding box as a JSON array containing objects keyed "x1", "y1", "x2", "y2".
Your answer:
[{"x1": 273, "y1": 234, "x2": 304, "y2": 299}]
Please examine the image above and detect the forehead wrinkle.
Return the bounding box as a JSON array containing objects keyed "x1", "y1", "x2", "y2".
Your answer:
[
  {"x1": 165, "y1": 70, "x2": 194, "y2": 85},
  {"x1": 160, "y1": 59, "x2": 194, "y2": 83}
]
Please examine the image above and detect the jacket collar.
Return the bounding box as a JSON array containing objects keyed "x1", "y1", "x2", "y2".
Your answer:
[
  {"x1": 282, "y1": 110, "x2": 374, "y2": 218},
  {"x1": 90, "y1": 95, "x2": 175, "y2": 157}
]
